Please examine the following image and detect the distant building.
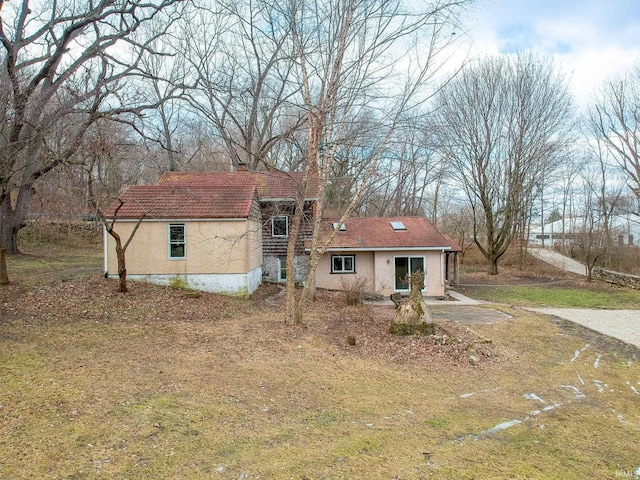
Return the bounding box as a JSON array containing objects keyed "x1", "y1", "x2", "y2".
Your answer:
[{"x1": 528, "y1": 215, "x2": 640, "y2": 247}]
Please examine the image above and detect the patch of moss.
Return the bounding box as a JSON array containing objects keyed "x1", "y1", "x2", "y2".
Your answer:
[
  {"x1": 168, "y1": 276, "x2": 189, "y2": 290},
  {"x1": 426, "y1": 417, "x2": 449, "y2": 429},
  {"x1": 389, "y1": 322, "x2": 436, "y2": 336}
]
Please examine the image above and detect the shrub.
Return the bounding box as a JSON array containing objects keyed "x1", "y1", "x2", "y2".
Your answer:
[{"x1": 340, "y1": 276, "x2": 369, "y2": 306}]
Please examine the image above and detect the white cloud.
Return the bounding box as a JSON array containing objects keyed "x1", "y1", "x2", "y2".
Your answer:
[{"x1": 461, "y1": 0, "x2": 640, "y2": 109}]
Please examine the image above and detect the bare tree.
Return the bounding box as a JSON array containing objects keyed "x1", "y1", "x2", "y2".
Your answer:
[
  {"x1": 181, "y1": 0, "x2": 304, "y2": 171},
  {"x1": 438, "y1": 197, "x2": 477, "y2": 263},
  {"x1": 282, "y1": 0, "x2": 470, "y2": 324},
  {"x1": 435, "y1": 54, "x2": 574, "y2": 274},
  {"x1": 90, "y1": 183, "x2": 146, "y2": 294},
  {"x1": 573, "y1": 172, "x2": 607, "y2": 282},
  {"x1": 0, "y1": 246, "x2": 6, "y2": 284},
  {"x1": 366, "y1": 117, "x2": 449, "y2": 219},
  {"x1": 590, "y1": 63, "x2": 640, "y2": 208},
  {"x1": 0, "y1": 0, "x2": 185, "y2": 261},
  {"x1": 83, "y1": 121, "x2": 147, "y2": 293},
  {"x1": 136, "y1": 14, "x2": 191, "y2": 173},
  {"x1": 554, "y1": 154, "x2": 582, "y2": 250}
]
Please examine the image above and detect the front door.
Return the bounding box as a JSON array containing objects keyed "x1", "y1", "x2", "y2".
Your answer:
[
  {"x1": 278, "y1": 256, "x2": 287, "y2": 282},
  {"x1": 394, "y1": 256, "x2": 425, "y2": 291}
]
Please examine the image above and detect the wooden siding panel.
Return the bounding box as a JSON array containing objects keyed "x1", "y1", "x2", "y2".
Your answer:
[{"x1": 260, "y1": 201, "x2": 314, "y2": 256}]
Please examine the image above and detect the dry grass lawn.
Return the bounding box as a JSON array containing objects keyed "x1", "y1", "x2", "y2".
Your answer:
[{"x1": 1, "y1": 244, "x2": 640, "y2": 479}]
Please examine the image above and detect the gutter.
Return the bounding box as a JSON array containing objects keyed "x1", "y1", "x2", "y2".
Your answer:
[{"x1": 305, "y1": 246, "x2": 452, "y2": 252}]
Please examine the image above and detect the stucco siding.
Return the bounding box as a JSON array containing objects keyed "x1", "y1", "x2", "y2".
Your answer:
[
  {"x1": 425, "y1": 251, "x2": 445, "y2": 297},
  {"x1": 373, "y1": 250, "x2": 444, "y2": 297},
  {"x1": 373, "y1": 251, "x2": 395, "y2": 294},
  {"x1": 106, "y1": 219, "x2": 253, "y2": 276},
  {"x1": 247, "y1": 215, "x2": 263, "y2": 271},
  {"x1": 315, "y1": 249, "x2": 446, "y2": 297},
  {"x1": 315, "y1": 252, "x2": 375, "y2": 293}
]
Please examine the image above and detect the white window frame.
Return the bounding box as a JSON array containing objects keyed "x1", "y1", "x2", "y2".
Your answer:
[
  {"x1": 168, "y1": 223, "x2": 186, "y2": 259},
  {"x1": 272, "y1": 215, "x2": 289, "y2": 237},
  {"x1": 278, "y1": 256, "x2": 287, "y2": 282},
  {"x1": 331, "y1": 254, "x2": 355, "y2": 273}
]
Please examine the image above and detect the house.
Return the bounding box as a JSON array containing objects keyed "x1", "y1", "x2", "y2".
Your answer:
[
  {"x1": 103, "y1": 183, "x2": 264, "y2": 296},
  {"x1": 104, "y1": 170, "x2": 459, "y2": 298},
  {"x1": 156, "y1": 170, "x2": 317, "y2": 283},
  {"x1": 312, "y1": 217, "x2": 458, "y2": 298},
  {"x1": 528, "y1": 215, "x2": 640, "y2": 247},
  {"x1": 104, "y1": 169, "x2": 316, "y2": 295}
]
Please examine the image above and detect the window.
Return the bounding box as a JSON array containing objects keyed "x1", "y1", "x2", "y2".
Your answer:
[
  {"x1": 272, "y1": 216, "x2": 288, "y2": 237},
  {"x1": 331, "y1": 255, "x2": 355, "y2": 273},
  {"x1": 333, "y1": 222, "x2": 347, "y2": 231},
  {"x1": 390, "y1": 221, "x2": 406, "y2": 230},
  {"x1": 169, "y1": 223, "x2": 186, "y2": 259}
]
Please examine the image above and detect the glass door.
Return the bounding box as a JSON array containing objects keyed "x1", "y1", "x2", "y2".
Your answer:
[
  {"x1": 394, "y1": 256, "x2": 425, "y2": 291},
  {"x1": 395, "y1": 257, "x2": 409, "y2": 290}
]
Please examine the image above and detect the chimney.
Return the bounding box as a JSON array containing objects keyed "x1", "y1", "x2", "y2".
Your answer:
[{"x1": 237, "y1": 162, "x2": 248, "y2": 172}]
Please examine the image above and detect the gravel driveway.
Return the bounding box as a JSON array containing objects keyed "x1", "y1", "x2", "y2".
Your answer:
[
  {"x1": 529, "y1": 308, "x2": 640, "y2": 349},
  {"x1": 525, "y1": 248, "x2": 640, "y2": 349}
]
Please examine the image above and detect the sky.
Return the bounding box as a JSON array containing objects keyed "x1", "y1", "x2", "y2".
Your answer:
[{"x1": 462, "y1": 0, "x2": 640, "y2": 109}]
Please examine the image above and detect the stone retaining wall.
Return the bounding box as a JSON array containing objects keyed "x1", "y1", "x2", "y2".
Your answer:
[{"x1": 593, "y1": 267, "x2": 640, "y2": 289}]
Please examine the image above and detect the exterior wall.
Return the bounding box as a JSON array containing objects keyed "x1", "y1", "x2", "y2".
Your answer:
[
  {"x1": 105, "y1": 216, "x2": 264, "y2": 296},
  {"x1": 315, "y1": 251, "x2": 375, "y2": 293},
  {"x1": 261, "y1": 201, "x2": 314, "y2": 257},
  {"x1": 122, "y1": 266, "x2": 262, "y2": 296},
  {"x1": 373, "y1": 251, "x2": 395, "y2": 294},
  {"x1": 260, "y1": 200, "x2": 314, "y2": 283},
  {"x1": 262, "y1": 255, "x2": 280, "y2": 281},
  {"x1": 247, "y1": 203, "x2": 263, "y2": 271},
  {"x1": 424, "y1": 250, "x2": 446, "y2": 297},
  {"x1": 246, "y1": 265, "x2": 263, "y2": 294},
  {"x1": 263, "y1": 254, "x2": 309, "y2": 283},
  {"x1": 382, "y1": 250, "x2": 444, "y2": 298},
  {"x1": 106, "y1": 219, "x2": 255, "y2": 275},
  {"x1": 315, "y1": 249, "x2": 445, "y2": 297}
]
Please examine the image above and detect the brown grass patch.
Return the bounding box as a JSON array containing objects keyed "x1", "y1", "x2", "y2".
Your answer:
[{"x1": 1, "y1": 245, "x2": 640, "y2": 479}]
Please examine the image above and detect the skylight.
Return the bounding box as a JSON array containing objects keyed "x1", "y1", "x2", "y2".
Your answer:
[
  {"x1": 390, "y1": 221, "x2": 406, "y2": 231},
  {"x1": 333, "y1": 222, "x2": 347, "y2": 231}
]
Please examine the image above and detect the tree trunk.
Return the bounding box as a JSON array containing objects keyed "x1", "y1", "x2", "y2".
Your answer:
[
  {"x1": 0, "y1": 221, "x2": 19, "y2": 255},
  {"x1": 390, "y1": 270, "x2": 434, "y2": 335},
  {"x1": 487, "y1": 257, "x2": 499, "y2": 275},
  {"x1": 0, "y1": 245, "x2": 9, "y2": 285},
  {"x1": 284, "y1": 198, "x2": 306, "y2": 325},
  {"x1": 1, "y1": 201, "x2": 20, "y2": 254},
  {"x1": 1, "y1": 185, "x2": 34, "y2": 254},
  {"x1": 115, "y1": 239, "x2": 128, "y2": 293}
]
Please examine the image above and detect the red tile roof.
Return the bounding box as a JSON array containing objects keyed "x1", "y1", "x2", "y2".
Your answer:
[
  {"x1": 317, "y1": 217, "x2": 454, "y2": 250},
  {"x1": 157, "y1": 171, "x2": 318, "y2": 200},
  {"x1": 441, "y1": 234, "x2": 462, "y2": 252},
  {"x1": 104, "y1": 184, "x2": 257, "y2": 219}
]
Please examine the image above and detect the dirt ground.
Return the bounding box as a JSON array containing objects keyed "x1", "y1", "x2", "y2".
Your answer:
[{"x1": 0, "y1": 246, "x2": 628, "y2": 368}]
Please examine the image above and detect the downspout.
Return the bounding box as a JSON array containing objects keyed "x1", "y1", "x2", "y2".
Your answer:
[{"x1": 103, "y1": 226, "x2": 108, "y2": 277}]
